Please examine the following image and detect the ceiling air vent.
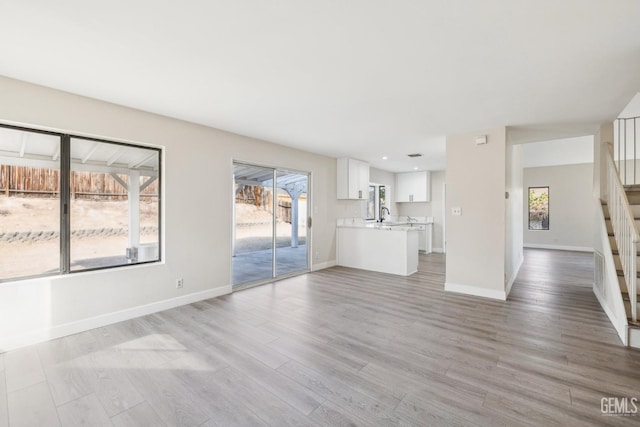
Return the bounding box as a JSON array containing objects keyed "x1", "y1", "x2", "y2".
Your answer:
[{"x1": 407, "y1": 153, "x2": 422, "y2": 158}]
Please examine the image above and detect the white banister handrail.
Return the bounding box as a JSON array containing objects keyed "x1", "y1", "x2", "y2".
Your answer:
[
  {"x1": 607, "y1": 152, "x2": 640, "y2": 242},
  {"x1": 614, "y1": 117, "x2": 639, "y2": 185},
  {"x1": 606, "y1": 148, "x2": 638, "y2": 322}
]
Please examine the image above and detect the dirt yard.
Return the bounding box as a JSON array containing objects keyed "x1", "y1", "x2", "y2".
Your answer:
[
  {"x1": 0, "y1": 195, "x2": 158, "y2": 279},
  {"x1": 235, "y1": 203, "x2": 307, "y2": 254},
  {"x1": 0, "y1": 195, "x2": 158, "y2": 232},
  {"x1": 1, "y1": 196, "x2": 304, "y2": 278}
]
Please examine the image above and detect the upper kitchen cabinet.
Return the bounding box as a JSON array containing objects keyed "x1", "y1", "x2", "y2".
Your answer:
[
  {"x1": 396, "y1": 171, "x2": 431, "y2": 202},
  {"x1": 337, "y1": 157, "x2": 370, "y2": 200}
]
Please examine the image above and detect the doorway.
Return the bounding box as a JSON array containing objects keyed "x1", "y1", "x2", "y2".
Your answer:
[{"x1": 232, "y1": 162, "x2": 310, "y2": 288}]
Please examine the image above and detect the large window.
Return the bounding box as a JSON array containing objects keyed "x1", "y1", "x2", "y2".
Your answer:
[
  {"x1": 528, "y1": 187, "x2": 549, "y2": 230},
  {"x1": 0, "y1": 124, "x2": 161, "y2": 282},
  {"x1": 0, "y1": 127, "x2": 61, "y2": 279}
]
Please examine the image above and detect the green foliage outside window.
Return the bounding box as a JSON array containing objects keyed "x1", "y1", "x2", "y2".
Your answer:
[{"x1": 528, "y1": 187, "x2": 549, "y2": 230}]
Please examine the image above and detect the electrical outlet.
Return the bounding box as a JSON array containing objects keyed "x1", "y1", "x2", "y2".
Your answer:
[{"x1": 176, "y1": 278, "x2": 184, "y2": 289}]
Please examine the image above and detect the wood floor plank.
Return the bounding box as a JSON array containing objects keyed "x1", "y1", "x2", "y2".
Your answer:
[
  {"x1": 308, "y1": 399, "x2": 371, "y2": 427},
  {"x1": 56, "y1": 393, "x2": 111, "y2": 427},
  {"x1": 205, "y1": 341, "x2": 324, "y2": 415},
  {"x1": 7, "y1": 381, "x2": 60, "y2": 427},
  {"x1": 200, "y1": 323, "x2": 290, "y2": 369},
  {"x1": 397, "y1": 387, "x2": 521, "y2": 427},
  {"x1": 113, "y1": 317, "x2": 188, "y2": 368},
  {"x1": 41, "y1": 362, "x2": 95, "y2": 407},
  {"x1": 4, "y1": 347, "x2": 45, "y2": 393},
  {"x1": 568, "y1": 386, "x2": 639, "y2": 427},
  {"x1": 210, "y1": 366, "x2": 318, "y2": 427},
  {"x1": 124, "y1": 367, "x2": 210, "y2": 427},
  {"x1": 169, "y1": 357, "x2": 268, "y2": 427},
  {"x1": 482, "y1": 392, "x2": 602, "y2": 427},
  {"x1": 267, "y1": 333, "x2": 367, "y2": 373},
  {"x1": 0, "y1": 371, "x2": 8, "y2": 427},
  {"x1": 110, "y1": 401, "x2": 167, "y2": 427},
  {"x1": 394, "y1": 395, "x2": 486, "y2": 427},
  {"x1": 2, "y1": 249, "x2": 638, "y2": 426},
  {"x1": 268, "y1": 336, "x2": 401, "y2": 406},
  {"x1": 37, "y1": 337, "x2": 97, "y2": 407},
  {"x1": 276, "y1": 359, "x2": 400, "y2": 425},
  {"x1": 91, "y1": 368, "x2": 145, "y2": 418}
]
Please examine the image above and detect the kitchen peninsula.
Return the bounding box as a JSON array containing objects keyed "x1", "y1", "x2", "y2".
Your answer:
[{"x1": 336, "y1": 220, "x2": 426, "y2": 276}]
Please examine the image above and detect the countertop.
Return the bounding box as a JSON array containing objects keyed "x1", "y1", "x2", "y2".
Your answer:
[{"x1": 337, "y1": 221, "x2": 433, "y2": 231}]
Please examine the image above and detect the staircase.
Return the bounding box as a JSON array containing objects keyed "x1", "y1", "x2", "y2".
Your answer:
[{"x1": 602, "y1": 185, "x2": 640, "y2": 345}]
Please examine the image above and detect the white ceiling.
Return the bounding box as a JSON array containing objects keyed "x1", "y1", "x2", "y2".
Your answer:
[
  {"x1": 1, "y1": 1, "x2": 639, "y2": 173},
  {"x1": 619, "y1": 92, "x2": 640, "y2": 118}
]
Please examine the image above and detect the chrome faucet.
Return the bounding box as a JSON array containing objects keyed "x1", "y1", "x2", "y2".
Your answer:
[{"x1": 380, "y1": 206, "x2": 390, "y2": 222}]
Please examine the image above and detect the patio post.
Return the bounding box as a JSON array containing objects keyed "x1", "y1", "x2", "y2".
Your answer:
[{"x1": 128, "y1": 170, "x2": 141, "y2": 259}]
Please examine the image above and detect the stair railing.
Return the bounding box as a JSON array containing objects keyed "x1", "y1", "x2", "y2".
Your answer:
[
  {"x1": 607, "y1": 149, "x2": 639, "y2": 321},
  {"x1": 614, "y1": 117, "x2": 640, "y2": 185}
]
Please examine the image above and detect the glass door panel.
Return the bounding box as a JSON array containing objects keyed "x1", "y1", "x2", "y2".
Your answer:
[
  {"x1": 275, "y1": 170, "x2": 309, "y2": 276},
  {"x1": 232, "y1": 163, "x2": 274, "y2": 286}
]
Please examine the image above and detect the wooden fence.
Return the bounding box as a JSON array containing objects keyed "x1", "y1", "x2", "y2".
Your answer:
[
  {"x1": 235, "y1": 185, "x2": 293, "y2": 223},
  {"x1": 278, "y1": 200, "x2": 292, "y2": 224},
  {"x1": 0, "y1": 165, "x2": 158, "y2": 200}
]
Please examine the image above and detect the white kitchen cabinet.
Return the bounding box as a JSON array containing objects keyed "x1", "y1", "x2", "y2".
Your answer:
[
  {"x1": 396, "y1": 171, "x2": 430, "y2": 202},
  {"x1": 417, "y1": 223, "x2": 433, "y2": 253},
  {"x1": 337, "y1": 157, "x2": 370, "y2": 200}
]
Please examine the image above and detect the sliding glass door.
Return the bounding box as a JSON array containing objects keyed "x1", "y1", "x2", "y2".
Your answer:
[
  {"x1": 275, "y1": 170, "x2": 309, "y2": 276},
  {"x1": 232, "y1": 162, "x2": 310, "y2": 287}
]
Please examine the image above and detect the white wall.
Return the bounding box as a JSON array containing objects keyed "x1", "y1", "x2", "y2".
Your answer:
[
  {"x1": 505, "y1": 144, "x2": 523, "y2": 296},
  {"x1": 430, "y1": 171, "x2": 446, "y2": 252},
  {"x1": 0, "y1": 76, "x2": 356, "y2": 351},
  {"x1": 522, "y1": 136, "x2": 593, "y2": 168},
  {"x1": 593, "y1": 123, "x2": 614, "y2": 201},
  {"x1": 445, "y1": 127, "x2": 508, "y2": 300},
  {"x1": 523, "y1": 163, "x2": 594, "y2": 251}
]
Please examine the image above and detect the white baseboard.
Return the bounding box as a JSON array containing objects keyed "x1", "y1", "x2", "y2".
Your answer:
[
  {"x1": 629, "y1": 327, "x2": 640, "y2": 349},
  {"x1": 524, "y1": 243, "x2": 593, "y2": 252},
  {"x1": 432, "y1": 248, "x2": 445, "y2": 253},
  {"x1": 505, "y1": 255, "x2": 524, "y2": 298},
  {"x1": 312, "y1": 260, "x2": 336, "y2": 271},
  {"x1": 592, "y1": 284, "x2": 627, "y2": 346},
  {"x1": 0, "y1": 285, "x2": 231, "y2": 353},
  {"x1": 444, "y1": 282, "x2": 506, "y2": 301}
]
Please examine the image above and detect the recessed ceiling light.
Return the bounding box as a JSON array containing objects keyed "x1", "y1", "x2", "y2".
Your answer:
[
  {"x1": 382, "y1": 156, "x2": 388, "y2": 160},
  {"x1": 413, "y1": 167, "x2": 419, "y2": 170}
]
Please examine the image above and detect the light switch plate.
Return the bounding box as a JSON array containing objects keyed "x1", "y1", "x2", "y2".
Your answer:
[{"x1": 452, "y1": 207, "x2": 462, "y2": 216}]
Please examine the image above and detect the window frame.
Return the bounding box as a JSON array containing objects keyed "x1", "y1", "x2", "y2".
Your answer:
[
  {"x1": 528, "y1": 186, "x2": 549, "y2": 231},
  {"x1": 0, "y1": 123, "x2": 162, "y2": 283}
]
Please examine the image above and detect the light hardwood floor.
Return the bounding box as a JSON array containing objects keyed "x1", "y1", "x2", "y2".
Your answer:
[{"x1": 2, "y1": 249, "x2": 640, "y2": 426}]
